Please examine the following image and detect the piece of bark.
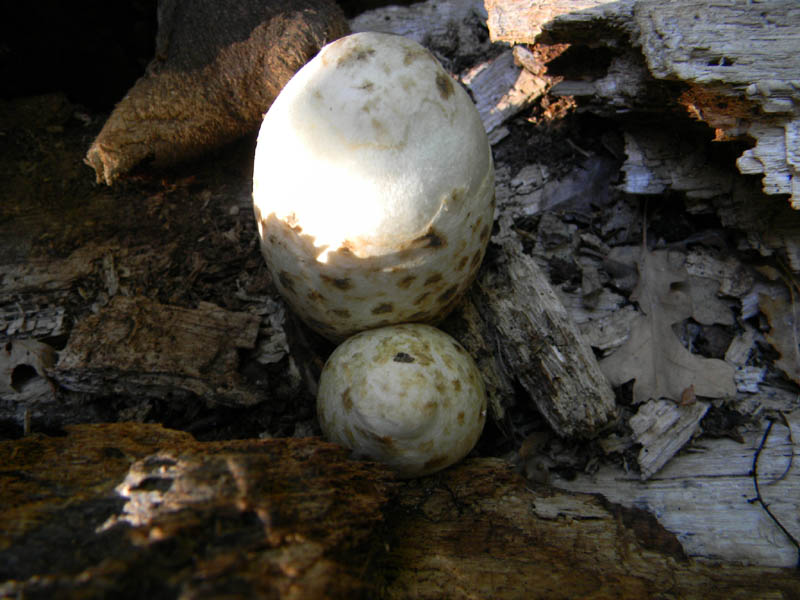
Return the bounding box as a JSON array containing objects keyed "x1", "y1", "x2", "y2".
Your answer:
[
  {"x1": 86, "y1": 0, "x2": 349, "y2": 185},
  {"x1": 460, "y1": 49, "x2": 551, "y2": 144},
  {"x1": 4, "y1": 425, "x2": 799, "y2": 597},
  {"x1": 54, "y1": 295, "x2": 261, "y2": 405},
  {"x1": 0, "y1": 423, "x2": 395, "y2": 598},
  {"x1": 629, "y1": 398, "x2": 710, "y2": 480},
  {"x1": 485, "y1": 0, "x2": 627, "y2": 46},
  {"x1": 378, "y1": 457, "x2": 800, "y2": 598},
  {"x1": 0, "y1": 303, "x2": 66, "y2": 342},
  {"x1": 448, "y1": 241, "x2": 617, "y2": 438}
]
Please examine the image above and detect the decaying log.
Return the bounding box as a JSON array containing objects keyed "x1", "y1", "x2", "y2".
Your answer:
[
  {"x1": 486, "y1": 0, "x2": 800, "y2": 208},
  {"x1": 3, "y1": 424, "x2": 798, "y2": 598},
  {"x1": 0, "y1": 423, "x2": 395, "y2": 598},
  {"x1": 378, "y1": 458, "x2": 800, "y2": 599},
  {"x1": 54, "y1": 295, "x2": 261, "y2": 405},
  {"x1": 448, "y1": 241, "x2": 617, "y2": 438}
]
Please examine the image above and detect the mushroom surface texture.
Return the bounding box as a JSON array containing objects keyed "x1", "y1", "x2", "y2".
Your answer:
[
  {"x1": 316, "y1": 323, "x2": 487, "y2": 478},
  {"x1": 252, "y1": 32, "x2": 495, "y2": 341}
]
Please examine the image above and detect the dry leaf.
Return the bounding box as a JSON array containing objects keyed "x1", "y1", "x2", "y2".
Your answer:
[
  {"x1": 600, "y1": 248, "x2": 736, "y2": 404},
  {"x1": 759, "y1": 292, "x2": 800, "y2": 384}
]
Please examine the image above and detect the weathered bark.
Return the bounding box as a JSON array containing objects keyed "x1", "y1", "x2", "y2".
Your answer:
[
  {"x1": 556, "y1": 412, "x2": 800, "y2": 568},
  {"x1": 0, "y1": 423, "x2": 395, "y2": 598},
  {"x1": 54, "y1": 295, "x2": 261, "y2": 405},
  {"x1": 446, "y1": 241, "x2": 617, "y2": 438},
  {"x1": 2, "y1": 425, "x2": 798, "y2": 599},
  {"x1": 378, "y1": 458, "x2": 800, "y2": 599}
]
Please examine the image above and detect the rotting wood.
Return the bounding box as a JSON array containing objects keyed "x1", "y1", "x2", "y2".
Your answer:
[
  {"x1": 3, "y1": 424, "x2": 799, "y2": 599},
  {"x1": 0, "y1": 423, "x2": 395, "y2": 599},
  {"x1": 54, "y1": 296, "x2": 261, "y2": 405},
  {"x1": 486, "y1": 0, "x2": 800, "y2": 208},
  {"x1": 447, "y1": 240, "x2": 617, "y2": 438},
  {"x1": 378, "y1": 458, "x2": 800, "y2": 599},
  {"x1": 555, "y1": 412, "x2": 800, "y2": 568}
]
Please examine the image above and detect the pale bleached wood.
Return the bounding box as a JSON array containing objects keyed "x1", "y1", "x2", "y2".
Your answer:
[
  {"x1": 461, "y1": 49, "x2": 550, "y2": 143},
  {"x1": 449, "y1": 241, "x2": 617, "y2": 438},
  {"x1": 555, "y1": 413, "x2": 800, "y2": 567},
  {"x1": 629, "y1": 398, "x2": 710, "y2": 480}
]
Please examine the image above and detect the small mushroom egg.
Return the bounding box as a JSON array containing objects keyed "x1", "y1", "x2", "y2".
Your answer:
[{"x1": 316, "y1": 323, "x2": 486, "y2": 478}]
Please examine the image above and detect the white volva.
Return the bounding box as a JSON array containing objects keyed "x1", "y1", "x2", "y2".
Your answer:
[
  {"x1": 253, "y1": 32, "x2": 495, "y2": 341},
  {"x1": 316, "y1": 324, "x2": 487, "y2": 478}
]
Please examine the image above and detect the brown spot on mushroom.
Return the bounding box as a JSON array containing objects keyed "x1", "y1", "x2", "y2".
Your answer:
[
  {"x1": 435, "y1": 72, "x2": 454, "y2": 100},
  {"x1": 480, "y1": 224, "x2": 491, "y2": 243},
  {"x1": 321, "y1": 275, "x2": 353, "y2": 290},
  {"x1": 424, "y1": 273, "x2": 443, "y2": 286},
  {"x1": 332, "y1": 308, "x2": 351, "y2": 318},
  {"x1": 372, "y1": 118, "x2": 387, "y2": 135},
  {"x1": 278, "y1": 270, "x2": 295, "y2": 292},
  {"x1": 419, "y1": 440, "x2": 435, "y2": 453},
  {"x1": 372, "y1": 302, "x2": 394, "y2": 315},
  {"x1": 470, "y1": 250, "x2": 483, "y2": 268},
  {"x1": 412, "y1": 229, "x2": 446, "y2": 249},
  {"x1": 438, "y1": 285, "x2": 459, "y2": 304},
  {"x1": 435, "y1": 381, "x2": 447, "y2": 395},
  {"x1": 413, "y1": 292, "x2": 431, "y2": 306},
  {"x1": 408, "y1": 310, "x2": 430, "y2": 321},
  {"x1": 342, "y1": 387, "x2": 353, "y2": 411},
  {"x1": 358, "y1": 80, "x2": 374, "y2": 91},
  {"x1": 336, "y1": 45, "x2": 376, "y2": 67},
  {"x1": 403, "y1": 46, "x2": 427, "y2": 65},
  {"x1": 397, "y1": 275, "x2": 416, "y2": 289},
  {"x1": 423, "y1": 401, "x2": 437, "y2": 416},
  {"x1": 447, "y1": 188, "x2": 465, "y2": 207},
  {"x1": 393, "y1": 352, "x2": 415, "y2": 363},
  {"x1": 457, "y1": 411, "x2": 465, "y2": 425},
  {"x1": 457, "y1": 256, "x2": 469, "y2": 271},
  {"x1": 442, "y1": 354, "x2": 455, "y2": 370},
  {"x1": 471, "y1": 217, "x2": 483, "y2": 234},
  {"x1": 308, "y1": 290, "x2": 326, "y2": 303}
]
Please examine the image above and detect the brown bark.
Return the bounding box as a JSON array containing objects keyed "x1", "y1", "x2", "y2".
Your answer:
[{"x1": 2, "y1": 424, "x2": 798, "y2": 599}]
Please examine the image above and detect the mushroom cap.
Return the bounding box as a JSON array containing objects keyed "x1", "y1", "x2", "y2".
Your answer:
[
  {"x1": 316, "y1": 323, "x2": 487, "y2": 478},
  {"x1": 253, "y1": 32, "x2": 494, "y2": 341}
]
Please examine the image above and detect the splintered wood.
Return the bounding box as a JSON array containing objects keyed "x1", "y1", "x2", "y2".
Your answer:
[{"x1": 452, "y1": 242, "x2": 616, "y2": 438}]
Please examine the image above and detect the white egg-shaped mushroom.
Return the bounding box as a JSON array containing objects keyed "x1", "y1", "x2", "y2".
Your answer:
[
  {"x1": 316, "y1": 323, "x2": 486, "y2": 478},
  {"x1": 253, "y1": 32, "x2": 494, "y2": 341}
]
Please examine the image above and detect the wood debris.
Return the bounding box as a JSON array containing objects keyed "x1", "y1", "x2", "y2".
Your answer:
[{"x1": 54, "y1": 296, "x2": 261, "y2": 405}]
